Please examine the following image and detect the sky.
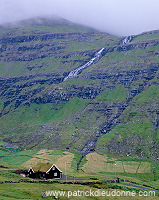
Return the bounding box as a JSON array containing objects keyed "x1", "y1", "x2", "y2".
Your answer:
[{"x1": 0, "y1": 0, "x2": 159, "y2": 36}]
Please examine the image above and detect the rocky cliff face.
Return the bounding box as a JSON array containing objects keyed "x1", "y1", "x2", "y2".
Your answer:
[{"x1": 0, "y1": 17, "x2": 158, "y2": 162}]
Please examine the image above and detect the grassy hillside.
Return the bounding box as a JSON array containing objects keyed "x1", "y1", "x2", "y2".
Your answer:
[
  {"x1": 0, "y1": 17, "x2": 159, "y2": 169},
  {"x1": 96, "y1": 85, "x2": 159, "y2": 158}
]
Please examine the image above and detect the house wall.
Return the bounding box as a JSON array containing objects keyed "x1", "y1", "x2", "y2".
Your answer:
[{"x1": 46, "y1": 167, "x2": 62, "y2": 179}]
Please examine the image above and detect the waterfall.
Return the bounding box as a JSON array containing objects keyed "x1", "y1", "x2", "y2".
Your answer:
[
  {"x1": 63, "y1": 48, "x2": 104, "y2": 81},
  {"x1": 122, "y1": 36, "x2": 132, "y2": 45}
]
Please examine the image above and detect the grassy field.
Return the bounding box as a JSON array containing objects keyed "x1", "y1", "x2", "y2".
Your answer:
[
  {"x1": 0, "y1": 149, "x2": 158, "y2": 181},
  {"x1": 80, "y1": 152, "x2": 158, "y2": 183},
  {"x1": 0, "y1": 181, "x2": 158, "y2": 200},
  {"x1": 0, "y1": 149, "x2": 159, "y2": 199}
]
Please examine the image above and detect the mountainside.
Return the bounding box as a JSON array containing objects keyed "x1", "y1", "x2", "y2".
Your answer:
[{"x1": 0, "y1": 17, "x2": 159, "y2": 163}]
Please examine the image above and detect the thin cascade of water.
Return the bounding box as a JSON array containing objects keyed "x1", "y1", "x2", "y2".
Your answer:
[
  {"x1": 122, "y1": 36, "x2": 132, "y2": 45},
  {"x1": 63, "y1": 48, "x2": 104, "y2": 81},
  {"x1": 63, "y1": 35, "x2": 132, "y2": 82}
]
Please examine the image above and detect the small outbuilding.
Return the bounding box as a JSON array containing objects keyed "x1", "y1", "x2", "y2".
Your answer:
[
  {"x1": 4, "y1": 143, "x2": 19, "y2": 150},
  {"x1": 28, "y1": 163, "x2": 62, "y2": 179}
]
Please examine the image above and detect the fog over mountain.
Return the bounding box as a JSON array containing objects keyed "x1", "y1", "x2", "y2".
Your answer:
[{"x1": 0, "y1": 0, "x2": 159, "y2": 36}]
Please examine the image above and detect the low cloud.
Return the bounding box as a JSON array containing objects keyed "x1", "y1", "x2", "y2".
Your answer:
[{"x1": 0, "y1": 0, "x2": 159, "y2": 36}]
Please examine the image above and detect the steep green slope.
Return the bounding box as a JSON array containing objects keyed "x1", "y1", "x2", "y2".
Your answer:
[
  {"x1": 96, "y1": 85, "x2": 159, "y2": 158},
  {"x1": 0, "y1": 17, "x2": 158, "y2": 163},
  {"x1": 0, "y1": 17, "x2": 119, "y2": 78}
]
